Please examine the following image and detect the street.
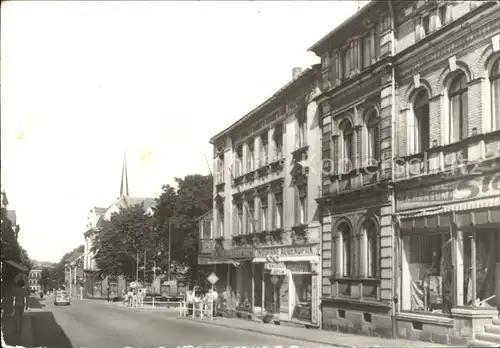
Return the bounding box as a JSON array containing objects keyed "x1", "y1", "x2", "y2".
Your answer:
[{"x1": 3, "y1": 296, "x2": 335, "y2": 348}]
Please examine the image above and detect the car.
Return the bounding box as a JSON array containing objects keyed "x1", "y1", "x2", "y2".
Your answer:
[{"x1": 54, "y1": 291, "x2": 71, "y2": 306}]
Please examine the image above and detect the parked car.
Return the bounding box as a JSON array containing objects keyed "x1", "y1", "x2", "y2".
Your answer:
[{"x1": 54, "y1": 291, "x2": 71, "y2": 306}]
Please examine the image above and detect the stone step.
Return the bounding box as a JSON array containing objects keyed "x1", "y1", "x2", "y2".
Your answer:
[
  {"x1": 476, "y1": 332, "x2": 500, "y2": 344},
  {"x1": 485, "y1": 324, "x2": 500, "y2": 335},
  {"x1": 469, "y1": 339, "x2": 500, "y2": 347},
  {"x1": 492, "y1": 317, "x2": 500, "y2": 326}
]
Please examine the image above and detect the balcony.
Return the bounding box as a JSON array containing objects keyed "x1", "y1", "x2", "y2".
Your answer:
[{"x1": 395, "y1": 130, "x2": 500, "y2": 183}]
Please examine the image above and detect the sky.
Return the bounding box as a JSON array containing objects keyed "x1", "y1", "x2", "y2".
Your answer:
[{"x1": 1, "y1": 0, "x2": 366, "y2": 263}]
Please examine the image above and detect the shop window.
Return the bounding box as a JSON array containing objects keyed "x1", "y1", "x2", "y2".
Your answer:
[
  {"x1": 449, "y1": 72, "x2": 468, "y2": 143},
  {"x1": 413, "y1": 89, "x2": 430, "y2": 153},
  {"x1": 490, "y1": 59, "x2": 500, "y2": 131},
  {"x1": 292, "y1": 274, "x2": 312, "y2": 321},
  {"x1": 462, "y1": 231, "x2": 497, "y2": 307},
  {"x1": 254, "y1": 264, "x2": 263, "y2": 307},
  {"x1": 365, "y1": 109, "x2": 380, "y2": 163},
  {"x1": 401, "y1": 232, "x2": 454, "y2": 314},
  {"x1": 339, "y1": 222, "x2": 352, "y2": 277}
]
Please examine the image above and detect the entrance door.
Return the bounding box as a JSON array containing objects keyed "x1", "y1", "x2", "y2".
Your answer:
[{"x1": 263, "y1": 273, "x2": 289, "y2": 318}]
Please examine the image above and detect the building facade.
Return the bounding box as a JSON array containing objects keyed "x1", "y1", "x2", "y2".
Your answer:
[
  {"x1": 310, "y1": 0, "x2": 500, "y2": 345},
  {"x1": 204, "y1": 66, "x2": 323, "y2": 326},
  {"x1": 66, "y1": 254, "x2": 84, "y2": 297},
  {"x1": 392, "y1": 1, "x2": 500, "y2": 346},
  {"x1": 29, "y1": 269, "x2": 42, "y2": 293}
]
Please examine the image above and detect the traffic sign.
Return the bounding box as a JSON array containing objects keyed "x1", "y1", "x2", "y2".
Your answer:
[
  {"x1": 130, "y1": 282, "x2": 137, "y2": 289},
  {"x1": 207, "y1": 272, "x2": 219, "y2": 285},
  {"x1": 270, "y1": 275, "x2": 279, "y2": 285}
]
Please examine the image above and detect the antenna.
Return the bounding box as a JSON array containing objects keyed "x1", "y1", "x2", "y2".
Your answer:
[{"x1": 203, "y1": 153, "x2": 213, "y2": 176}]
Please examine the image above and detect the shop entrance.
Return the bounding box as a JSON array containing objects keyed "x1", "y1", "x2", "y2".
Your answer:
[{"x1": 264, "y1": 273, "x2": 287, "y2": 316}]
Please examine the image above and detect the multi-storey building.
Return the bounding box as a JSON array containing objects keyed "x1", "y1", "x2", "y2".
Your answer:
[
  {"x1": 310, "y1": 0, "x2": 500, "y2": 345},
  {"x1": 29, "y1": 269, "x2": 42, "y2": 293},
  {"x1": 66, "y1": 254, "x2": 84, "y2": 297},
  {"x1": 392, "y1": 1, "x2": 500, "y2": 346},
  {"x1": 203, "y1": 66, "x2": 322, "y2": 326}
]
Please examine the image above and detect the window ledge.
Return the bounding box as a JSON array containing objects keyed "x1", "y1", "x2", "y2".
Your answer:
[
  {"x1": 321, "y1": 297, "x2": 391, "y2": 310},
  {"x1": 451, "y1": 307, "x2": 499, "y2": 319},
  {"x1": 396, "y1": 312, "x2": 454, "y2": 327}
]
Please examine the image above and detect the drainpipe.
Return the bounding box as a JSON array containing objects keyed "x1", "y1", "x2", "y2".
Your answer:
[
  {"x1": 318, "y1": 185, "x2": 323, "y2": 330},
  {"x1": 387, "y1": 0, "x2": 399, "y2": 339}
]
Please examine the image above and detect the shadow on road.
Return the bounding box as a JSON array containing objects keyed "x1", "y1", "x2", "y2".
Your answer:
[
  {"x1": 28, "y1": 296, "x2": 46, "y2": 309},
  {"x1": 30, "y1": 311, "x2": 73, "y2": 348}
]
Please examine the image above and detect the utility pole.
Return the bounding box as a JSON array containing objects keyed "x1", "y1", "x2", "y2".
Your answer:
[
  {"x1": 135, "y1": 252, "x2": 139, "y2": 282},
  {"x1": 168, "y1": 221, "x2": 172, "y2": 281},
  {"x1": 143, "y1": 250, "x2": 147, "y2": 283}
]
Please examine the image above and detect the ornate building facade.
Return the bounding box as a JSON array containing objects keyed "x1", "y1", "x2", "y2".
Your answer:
[
  {"x1": 311, "y1": 0, "x2": 500, "y2": 345},
  {"x1": 203, "y1": 66, "x2": 323, "y2": 326}
]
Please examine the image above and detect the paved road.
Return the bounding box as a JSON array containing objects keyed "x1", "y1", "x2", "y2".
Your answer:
[{"x1": 13, "y1": 296, "x2": 335, "y2": 348}]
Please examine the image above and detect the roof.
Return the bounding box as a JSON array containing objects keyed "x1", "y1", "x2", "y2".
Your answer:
[
  {"x1": 209, "y1": 65, "x2": 320, "y2": 144},
  {"x1": 308, "y1": 0, "x2": 378, "y2": 54},
  {"x1": 6, "y1": 210, "x2": 16, "y2": 226},
  {"x1": 124, "y1": 197, "x2": 157, "y2": 210},
  {"x1": 94, "y1": 207, "x2": 107, "y2": 215},
  {"x1": 195, "y1": 209, "x2": 213, "y2": 221}
]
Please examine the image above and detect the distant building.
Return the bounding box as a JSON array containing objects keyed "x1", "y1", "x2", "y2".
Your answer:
[
  {"x1": 29, "y1": 269, "x2": 42, "y2": 293},
  {"x1": 83, "y1": 153, "x2": 157, "y2": 298}
]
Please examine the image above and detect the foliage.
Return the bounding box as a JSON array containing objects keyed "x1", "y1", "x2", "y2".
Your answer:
[
  {"x1": 19, "y1": 246, "x2": 34, "y2": 271},
  {"x1": 156, "y1": 174, "x2": 213, "y2": 281},
  {"x1": 39, "y1": 267, "x2": 53, "y2": 291},
  {"x1": 92, "y1": 204, "x2": 159, "y2": 282},
  {"x1": 50, "y1": 244, "x2": 84, "y2": 287}
]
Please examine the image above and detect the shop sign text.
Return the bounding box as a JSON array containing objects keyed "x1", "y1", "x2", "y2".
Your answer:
[
  {"x1": 255, "y1": 245, "x2": 318, "y2": 258},
  {"x1": 212, "y1": 248, "x2": 255, "y2": 259},
  {"x1": 286, "y1": 262, "x2": 311, "y2": 273},
  {"x1": 264, "y1": 262, "x2": 286, "y2": 270}
]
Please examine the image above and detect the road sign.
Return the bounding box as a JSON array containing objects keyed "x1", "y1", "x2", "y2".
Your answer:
[
  {"x1": 270, "y1": 275, "x2": 279, "y2": 285},
  {"x1": 207, "y1": 272, "x2": 219, "y2": 285},
  {"x1": 130, "y1": 282, "x2": 137, "y2": 289}
]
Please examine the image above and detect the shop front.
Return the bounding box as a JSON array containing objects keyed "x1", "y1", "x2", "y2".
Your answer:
[
  {"x1": 252, "y1": 243, "x2": 321, "y2": 326},
  {"x1": 395, "y1": 172, "x2": 500, "y2": 345}
]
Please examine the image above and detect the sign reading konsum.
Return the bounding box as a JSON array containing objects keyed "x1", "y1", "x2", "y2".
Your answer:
[
  {"x1": 213, "y1": 248, "x2": 255, "y2": 259},
  {"x1": 396, "y1": 173, "x2": 500, "y2": 211},
  {"x1": 255, "y1": 245, "x2": 319, "y2": 258}
]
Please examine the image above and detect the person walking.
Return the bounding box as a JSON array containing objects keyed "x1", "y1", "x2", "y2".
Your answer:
[
  {"x1": 106, "y1": 286, "x2": 111, "y2": 302},
  {"x1": 127, "y1": 289, "x2": 133, "y2": 307},
  {"x1": 13, "y1": 279, "x2": 29, "y2": 333}
]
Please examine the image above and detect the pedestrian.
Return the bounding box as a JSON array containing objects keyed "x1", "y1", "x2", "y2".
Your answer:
[
  {"x1": 13, "y1": 279, "x2": 29, "y2": 333},
  {"x1": 185, "y1": 284, "x2": 195, "y2": 317},
  {"x1": 106, "y1": 286, "x2": 110, "y2": 302},
  {"x1": 137, "y1": 288, "x2": 143, "y2": 308},
  {"x1": 127, "y1": 289, "x2": 133, "y2": 307}
]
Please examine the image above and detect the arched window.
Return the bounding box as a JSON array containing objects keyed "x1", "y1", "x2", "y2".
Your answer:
[
  {"x1": 340, "y1": 120, "x2": 355, "y2": 172},
  {"x1": 339, "y1": 222, "x2": 352, "y2": 277},
  {"x1": 364, "y1": 220, "x2": 379, "y2": 278},
  {"x1": 365, "y1": 110, "x2": 379, "y2": 163},
  {"x1": 490, "y1": 59, "x2": 500, "y2": 131},
  {"x1": 449, "y1": 72, "x2": 468, "y2": 143},
  {"x1": 413, "y1": 90, "x2": 430, "y2": 152}
]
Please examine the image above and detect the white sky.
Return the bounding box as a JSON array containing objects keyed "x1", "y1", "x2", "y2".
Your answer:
[{"x1": 1, "y1": 0, "x2": 366, "y2": 263}]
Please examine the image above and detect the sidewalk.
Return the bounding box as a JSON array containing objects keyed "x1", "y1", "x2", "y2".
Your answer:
[
  {"x1": 177, "y1": 316, "x2": 450, "y2": 347},
  {"x1": 1, "y1": 311, "x2": 34, "y2": 348}
]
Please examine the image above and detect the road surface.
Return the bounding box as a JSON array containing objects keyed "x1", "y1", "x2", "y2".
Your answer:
[{"x1": 5, "y1": 296, "x2": 334, "y2": 348}]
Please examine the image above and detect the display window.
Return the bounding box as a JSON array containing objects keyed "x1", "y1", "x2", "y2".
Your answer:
[{"x1": 292, "y1": 274, "x2": 312, "y2": 321}]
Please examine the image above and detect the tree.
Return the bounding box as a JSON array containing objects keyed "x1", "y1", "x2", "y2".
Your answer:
[
  {"x1": 51, "y1": 245, "x2": 84, "y2": 288},
  {"x1": 39, "y1": 267, "x2": 52, "y2": 292},
  {"x1": 92, "y1": 204, "x2": 159, "y2": 282},
  {"x1": 156, "y1": 174, "x2": 213, "y2": 281}
]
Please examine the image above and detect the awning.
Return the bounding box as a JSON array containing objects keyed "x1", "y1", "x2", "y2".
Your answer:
[
  {"x1": 1, "y1": 259, "x2": 29, "y2": 272},
  {"x1": 198, "y1": 257, "x2": 243, "y2": 266},
  {"x1": 253, "y1": 255, "x2": 319, "y2": 263}
]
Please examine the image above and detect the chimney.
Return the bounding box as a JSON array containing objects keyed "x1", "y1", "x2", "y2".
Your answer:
[{"x1": 292, "y1": 67, "x2": 303, "y2": 80}]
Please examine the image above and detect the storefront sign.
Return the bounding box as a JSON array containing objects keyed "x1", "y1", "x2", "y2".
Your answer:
[
  {"x1": 255, "y1": 245, "x2": 319, "y2": 258},
  {"x1": 212, "y1": 248, "x2": 255, "y2": 259},
  {"x1": 264, "y1": 262, "x2": 286, "y2": 270},
  {"x1": 270, "y1": 268, "x2": 287, "y2": 275},
  {"x1": 396, "y1": 173, "x2": 500, "y2": 211},
  {"x1": 286, "y1": 262, "x2": 311, "y2": 273}
]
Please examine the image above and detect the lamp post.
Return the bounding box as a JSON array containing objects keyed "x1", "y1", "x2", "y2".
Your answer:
[{"x1": 168, "y1": 222, "x2": 172, "y2": 281}]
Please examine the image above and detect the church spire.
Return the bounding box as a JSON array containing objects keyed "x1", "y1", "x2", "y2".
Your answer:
[{"x1": 120, "y1": 151, "x2": 130, "y2": 197}]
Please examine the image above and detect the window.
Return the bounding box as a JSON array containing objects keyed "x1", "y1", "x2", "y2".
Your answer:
[
  {"x1": 296, "y1": 185, "x2": 307, "y2": 225},
  {"x1": 343, "y1": 47, "x2": 351, "y2": 79},
  {"x1": 490, "y1": 59, "x2": 500, "y2": 131},
  {"x1": 362, "y1": 35, "x2": 372, "y2": 69},
  {"x1": 247, "y1": 201, "x2": 255, "y2": 234},
  {"x1": 340, "y1": 120, "x2": 355, "y2": 172},
  {"x1": 401, "y1": 232, "x2": 454, "y2": 313},
  {"x1": 449, "y1": 72, "x2": 468, "y2": 143},
  {"x1": 274, "y1": 192, "x2": 283, "y2": 229},
  {"x1": 339, "y1": 223, "x2": 352, "y2": 277},
  {"x1": 438, "y1": 6, "x2": 447, "y2": 28},
  {"x1": 247, "y1": 142, "x2": 255, "y2": 172},
  {"x1": 365, "y1": 110, "x2": 380, "y2": 163},
  {"x1": 273, "y1": 126, "x2": 283, "y2": 160},
  {"x1": 217, "y1": 153, "x2": 224, "y2": 184},
  {"x1": 422, "y1": 14, "x2": 430, "y2": 36},
  {"x1": 260, "y1": 133, "x2": 268, "y2": 166},
  {"x1": 218, "y1": 206, "x2": 224, "y2": 236},
  {"x1": 236, "y1": 203, "x2": 243, "y2": 235},
  {"x1": 260, "y1": 197, "x2": 268, "y2": 231},
  {"x1": 297, "y1": 111, "x2": 307, "y2": 148},
  {"x1": 234, "y1": 146, "x2": 243, "y2": 177},
  {"x1": 202, "y1": 219, "x2": 212, "y2": 238},
  {"x1": 413, "y1": 90, "x2": 430, "y2": 152},
  {"x1": 364, "y1": 221, "x2": 378, "y2": 278}
]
